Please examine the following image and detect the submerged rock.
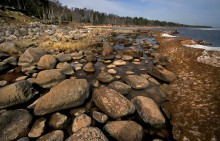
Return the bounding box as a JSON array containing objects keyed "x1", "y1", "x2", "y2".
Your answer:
[
  {"x1": 83, "y1": 62, "x2": 96, "y2": 72},
  {"x1": 34, "y1": 79, "x2": 90, "y2": 115},
  {"x1": 92, "y1": 85, "x2": 135, "y2": 119},
  {"x1": 97, "y1": 71, "x2": 114, "y2": 83}
]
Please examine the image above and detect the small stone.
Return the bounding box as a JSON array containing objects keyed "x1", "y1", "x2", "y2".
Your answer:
[
  {"x1": 108, "y1": 69, "x2": 117, "y2": 74},
  {"x1": 115, "y1": 75, "x2": 121, "y2": 80},
  {"x1": 55, "y1": 53, "x2": 72, "y2": 62},
  {"x1": 126, "y1": 71, "x2": 134, "y2": 75},
  {"x1": 28, "y1": 118, "x2": 46, "y2": 138},
  {"x1": 92, "y1": 80, "x2": 100, "y2": 88},
  {"x1": 97, "y1": 71, "x2": 114, "y2": 83},
  {"x1": 124, "y1": 75, "x2": 149, "y2": 89},
  {"x1": 140, "y1": 74, "x2": 151, "y2": 79},
  {"x1": 122, "y1": 55, "x2": 133, "y2": 61},
  {"x1": 57, "y1": 62, "x2": 74, "y2": 75},
  {"x1": 17, "y1": 137, "x2": 30, "y2": 141},
  {"x1": 70, "y1": 108, "x2": 87, "y2": 117},
  {"x1": 107, "y1": 64, "x2": 116, "y2": 69},
  {"x1": 92, "y1": 111, "x2": 108, "y2": 123},
  {"x1": 72, "y1": 114, "x2": 92, "y2": 133},
  {"x1": 113, "y1": 60, "x2": 126, "y2": 66},
  {"x1": 132, "y1": 61, "x2": 141, "y2": 65},
  {"x1": 0, "y1": 80, "x2": 8, "y2": 87},
  {"x1": 49, "y1": 112, "x2": 68, "y2": 129},
  {"x1": 108, "y1": 81, "x2": 131, "y2": 95},
  {"x1": 104, "y1": 60, "x2": 111, "y2": 64},
  {"x1": 148, "y1": 77, "x2": 160, "y2": 85},
  {"x1": 83, "y1": 62, "x2": 96, "y2": 72}
]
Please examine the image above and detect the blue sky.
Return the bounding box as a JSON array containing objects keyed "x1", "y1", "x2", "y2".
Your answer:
[{"x1": 59, "y1": 0, "x2": 220, "y2": 27}]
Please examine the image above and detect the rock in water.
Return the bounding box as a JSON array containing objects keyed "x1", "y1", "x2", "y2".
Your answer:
[
  {"x1": 0, "y1": 109, "x2": 32, "y2": 141},
  {"x1": 124, "y1": 75, "x2": 149, "y2": 89},
  {"x1": 92, "y1": 85, "x2": 135, "y2": 119},
  {"x1": 34, "y1": 69, "x2": 66, "y2": 88},
  {"x1": 36, "y1": 130, "x2": 64, "y2": 141},
  {"x1": 104, "y1": 121, "x2": 144, "y2": 141},
  {"x1": 66, "y1": 127, "x2": 108, "y2": 141},
  {"x1": 0, "y1": 80, "x2": 35, "y2": 109},
  {"x1": 97, "y1": 71, "x2": 114, "y2": 83},
  {"x1": 34, "y1": 79, "x2": 90, "y2": 115},
  {"x1": 83, "y1": 62, "x2": 96, "y2": 72},
  {"x1": 148, "y1": 66, "x2": 176, "y2": 83},
  {"x1": 108, "y1": 81, "x2": 131, "y2": 95},
  {"x1": 131, "y1": 96, "x2": 165, "y2": 128}
]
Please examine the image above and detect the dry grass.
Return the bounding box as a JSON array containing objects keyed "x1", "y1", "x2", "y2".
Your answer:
[{"x1": 38, "y1": 40, "x2": 96, "y2": 51}]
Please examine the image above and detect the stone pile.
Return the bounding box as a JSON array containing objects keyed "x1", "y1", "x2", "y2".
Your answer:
[{"x1": 0, "y1": 27, "x2": 176, "y2": 141}]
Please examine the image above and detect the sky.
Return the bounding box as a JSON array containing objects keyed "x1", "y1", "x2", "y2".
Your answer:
[{"x1": 59, "y1": 0, "x2": 220, "y2": 27}]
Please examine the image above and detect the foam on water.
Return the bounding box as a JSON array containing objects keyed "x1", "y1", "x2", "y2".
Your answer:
[
  {"x1": 161, "y1": 33, "x2": 177, "y2": 37},
  {"x1": 184, "y1": 44, "x2": 220, "y2": 51}
]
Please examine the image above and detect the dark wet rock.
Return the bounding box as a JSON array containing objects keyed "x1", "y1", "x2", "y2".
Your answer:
[
  {"x1": 28, "y1": 118, "x2": 46, "y2": 138},
  {"x1": 34, "y1": 69, "x2": 66, "y2": 88},
  {"x1": 131, "y1": 96, "x2": 165, "y2": 128},
  {"x1": 113, "y1": 60, "x2": 126, "y2": 66},
  {"x1": 3, "y1": 56, "x2": 18, "y2": 66},
  {"x1": 92, "y1": 85, "x2": 135, "y2": 119},
  {"x1": 55, "y1": 53, "x2": 72, "y2": 62},
  {"x1": 0, "y1": 62, "x2": 10, "y2": 73},
  {"x1": 18, "y1": 48, "x2": 46, "y2": 72},
  {"x1": 0, "y1": 109, "x2": 32, "y2": 141},
  {"x1": 148, "y1": 66, "x2": 176, "y2": 83},
  {"x1": 83, "y1": 62, "x2": 96, "y2": 72},
  {"x1": 104, "y1": 121, "x2": 144, "y2": 141},
  {"x1": 97, "y1": 71, "x2": 114, "y2": 83},
  {"x1": 124, "y1": 75, "x2": 149, "y2": 90},
  {"x1": 122, "y1": 55, "x2": 133, "y2": 61},
  {"x1": 37, "y1": 55, "x2": 57, "y2": 70},
  {"x1": 49, "y1": 112, "x2": 68, "y2": 129},
  {"x1": 66, "y1": 127, "x2": 108, "y2": 141},
  {"x1": 85, "y1": 51, "x2": 97, "y2": 62},
  {"x1": 72, "y1": 114, "x2": 92, "y2": 133},
  {"x1": 0, "y1": 42, "x2": 23, "y2": 55},
  {"x1": 108, "y1": 81, "x2": 131, "y2": 95},
  {"x1": 34, "y1": 79, "x2": 90, "y2": 115},
  {"x1": 57, "y1": 62, "x2": 74, "y2": 75},
  {"x1": 0, "y1": 80, "x2": 35, "y2": 109},
  {"x1": 102, "y1": 42, "x2": 114, "y2": 60},
  {"x1": 92, "y1": 111, "x2": 108, "y2": 123},
  {"x1": 0, "y1": 52, "x2": 9, "y2": 58},
  {"x1": 36, "y1": 130, "x2": 64, "y2": 141}
]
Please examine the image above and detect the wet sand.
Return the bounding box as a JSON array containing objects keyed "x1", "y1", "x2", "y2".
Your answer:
[{"x1": 155, "y1": 36, "x2": 220, "y2": 140}]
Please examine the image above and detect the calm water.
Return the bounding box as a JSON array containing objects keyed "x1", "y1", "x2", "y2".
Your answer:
[{"x1": 151, "y1": 27, "x2": 220, "y2": 47}]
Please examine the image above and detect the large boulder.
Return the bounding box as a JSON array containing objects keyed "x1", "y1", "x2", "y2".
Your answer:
[
  {"x1": 108, "y1": 81, "x2": 131, "y2": 95},
  {"x1": 0, "y1": 42, "x2": 23, "y2": 55},
  {"x1": 34, "y1": 69, "x2": 66, "y2": 88},
  {"x1": 148, "y1": 66, "x2": 176, "y2": 83},
  {"x1": 18, "y1": 48, "x2": 46, "y2": 72},
  {"x1": 92, "y1": 86, "x2": 135, "y2": 119},
  {"x1": 0, "y1": 80, "x2": 35, "y2": 109},
  {"x1": 34, "y1": 79, "x2": 90, "y2": 115},
  {"x1": 104, "y1": 121, "x2": 144, "y2": 141},
  {"x1": 36, "y1": 130, "x2": 64, "y2": 141},
  {"x1": 131, "y1": 96, "x2": 165, "y2": 128},
  {"x1": 124, "y1": 75, "x2": 149, "y2": 89},
  {"x1": 97, "y1": 71, "x2": 114, "y2": 83},
  {"x1": 37, "y1": 55, "x2": 57, "y2": 70},
  {"x1": 66, "y1": 127, "x2": 108, "y2": 141},
  {"x1": 0, "y1": 109, "x2": 32, "y2": 141}
]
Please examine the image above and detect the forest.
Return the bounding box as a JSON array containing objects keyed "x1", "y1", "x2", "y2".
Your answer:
[{"x1": 0, "y1": 0, "x2": 196, "y2": 27}]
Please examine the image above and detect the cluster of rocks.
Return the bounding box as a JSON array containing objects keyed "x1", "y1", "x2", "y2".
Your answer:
[{"x1": 0, "y1": 28, "x2": 177, "y2": 141}]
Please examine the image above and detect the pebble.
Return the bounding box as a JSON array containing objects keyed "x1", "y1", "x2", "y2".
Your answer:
[{"x1": 108, "y1": 69, "x2": 117, "y2": 74}]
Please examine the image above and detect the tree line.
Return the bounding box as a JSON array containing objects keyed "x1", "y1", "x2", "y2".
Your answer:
[{"x1": 0, "y1": 0, "x2": 198, "y2": 27}]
